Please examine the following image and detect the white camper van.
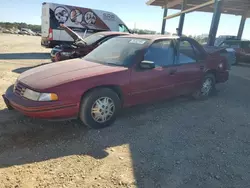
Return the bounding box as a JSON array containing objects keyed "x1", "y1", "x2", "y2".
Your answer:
[{"x1": 41, "y1": 2, "x2": 131, "y2": 48}]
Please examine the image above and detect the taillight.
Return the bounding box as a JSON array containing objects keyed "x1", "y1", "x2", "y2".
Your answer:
[{"x1": 48, "y1": 28, "x2": 53, "y2": 40}]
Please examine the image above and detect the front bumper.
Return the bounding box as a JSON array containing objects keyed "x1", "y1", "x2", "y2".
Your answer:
[
  {"x1": 51, "y1": 52, "x2": 71, "y2": 62},
  {"x1": 2, "y1": 89, "x2": 79, "y2": 119}
]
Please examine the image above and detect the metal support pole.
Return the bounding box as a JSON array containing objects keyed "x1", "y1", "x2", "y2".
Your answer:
[
  {"x1": 237, "y1": 15, "x2": 246, "y2": 39},
  {"x1": 207, "y1": 0, "x2": 223, "y2": 46},
  {"x1": 161, "y1": 8, "x2": 168, "y2": 34},
  {"x1": 177, "y1": 0, "x2": 187, "y2": 36}
]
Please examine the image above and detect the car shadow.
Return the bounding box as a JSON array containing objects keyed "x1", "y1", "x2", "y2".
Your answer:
[
  {"x1": 12, "y1": 62, "x2": 51, "y2": 73},
  {"x1": 0, "y1": 52, "x2": 50, "y2": 60},
  {"x1": 0, "y1": 87, "x2": 195, "y2": 187}
]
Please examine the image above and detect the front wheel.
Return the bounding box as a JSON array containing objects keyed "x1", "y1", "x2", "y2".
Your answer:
[
  {"x1": 79, "y1": 88, "x2": 121, "y2": 129},
  {"x1": 192, "y1": 73, "x2": 216, "y2": 100}
]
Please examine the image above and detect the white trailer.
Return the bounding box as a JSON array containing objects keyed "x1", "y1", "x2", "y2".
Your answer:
[{"x1": 41, "y1": 2, "x2": 130, "y2": 48}]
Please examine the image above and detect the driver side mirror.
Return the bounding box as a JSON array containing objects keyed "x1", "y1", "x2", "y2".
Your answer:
[{"x1": 139, "y1": 60, "x2": 155, "y2": 69}]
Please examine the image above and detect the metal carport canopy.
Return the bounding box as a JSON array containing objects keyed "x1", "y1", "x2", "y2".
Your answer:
[
  {"x1": 146, "y1": 0, "x2": 250, "y2": 19},
  {"x1": 146, "y1": 0, "x2": 250, "y2": 45}
]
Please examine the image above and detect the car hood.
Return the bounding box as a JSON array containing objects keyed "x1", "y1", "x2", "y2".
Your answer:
[{"x1": 18, "y1": 58, "x2": 129, "y2": 90}]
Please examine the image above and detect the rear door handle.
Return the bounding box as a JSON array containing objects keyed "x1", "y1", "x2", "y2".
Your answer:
[{"x1": 200, "y1": 65, "x2": 205, "y2": 70}]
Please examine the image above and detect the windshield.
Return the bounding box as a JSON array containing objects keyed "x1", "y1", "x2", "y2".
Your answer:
[
  {"x1": 215, "y1": 38, "x2": 224, "y2": 47},
  {"x1": 83, "y1": 33, "x2": 105, "y2": 45},
  {"x1": 83, "y1": 37, "x2": 149, "y2": 66}
]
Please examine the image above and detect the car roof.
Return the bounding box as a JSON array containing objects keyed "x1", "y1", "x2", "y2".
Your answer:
[
  {"x1": 97, "y1": 31, "x2": 130, "y2": 36},
  {"x1": 119, "y1": 34, "x2": 181, "y2": 41}
]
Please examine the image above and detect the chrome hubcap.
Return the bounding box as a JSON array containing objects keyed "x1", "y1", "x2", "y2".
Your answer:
[
  {"x1": 201, "y1": 78, "x2": 212, "y2": 96},
  {"x1": 91, "y1": 97, "x2": 115, "y2": 123}
]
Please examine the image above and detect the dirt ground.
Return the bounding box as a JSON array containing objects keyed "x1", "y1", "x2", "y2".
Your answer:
[{"x1": 1, "y1": 33, "x2": 250, "y2": 188}]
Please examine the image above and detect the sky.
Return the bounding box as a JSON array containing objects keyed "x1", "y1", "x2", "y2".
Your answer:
[{"x1": 0, "y1": 0, "x2": 249, "y2": 39}]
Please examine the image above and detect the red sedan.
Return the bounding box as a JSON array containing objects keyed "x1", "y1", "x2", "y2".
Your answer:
[{"x1": 3, "y1": 35, "x2": 229, "y2": 129}]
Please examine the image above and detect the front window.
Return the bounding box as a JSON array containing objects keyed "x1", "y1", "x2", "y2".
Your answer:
[
  {"x1": 144, "y1": 40, "x2": 175, "y2": 67},
  {"x1": 83, "y1": 37, "x2": 149, "y2": 66},
  {"x1": 83, "y1": 33, "x2": 105, "y2": 45},
  {"x1": 178, "y1": 40, "x2": 197, "y2": 64}
]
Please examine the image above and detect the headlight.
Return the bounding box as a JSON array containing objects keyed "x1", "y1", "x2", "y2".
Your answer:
[
  {"x1": 38, "y1": 93, "x2": 58, "y2": 101},
  {"x1": 61, "y1": 51, "x2": 73, "y2": 56},
  {"x1": 23, "y1": 88, "x2": 58, "y2": 101},
  {"x1": 23, "y1": 88, "x2": 41, "y2": 101}
]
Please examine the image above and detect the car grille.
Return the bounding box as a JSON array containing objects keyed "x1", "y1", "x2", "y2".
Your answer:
[
  {"x1": 14, "y1": 81, "x2": 26, "y2": 97},
  {"x1": 51, "y1": 50, "x2": 58, "y2": 56}
]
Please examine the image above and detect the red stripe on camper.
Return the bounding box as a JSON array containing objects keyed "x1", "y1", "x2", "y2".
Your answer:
[
  {"x1": 81, "y1": 8, "x2": 110, "y2": 30},
  {"x1": 68, "y1": 6, "x2": 110, "y2": 31}
]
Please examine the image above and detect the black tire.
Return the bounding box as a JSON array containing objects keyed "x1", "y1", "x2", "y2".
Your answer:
[
  {"x1": 192, "y1": 73, "x2": 216, "y2": 100},
  {"x1": 79, "y1": 88, "x2": 121, "y2": 129}
]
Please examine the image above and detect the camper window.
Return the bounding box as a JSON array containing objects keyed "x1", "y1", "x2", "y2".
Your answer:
[{"x1": 119, "y1": 24, "x2": 130, "y2": 33}]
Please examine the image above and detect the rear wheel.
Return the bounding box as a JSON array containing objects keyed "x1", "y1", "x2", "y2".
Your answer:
[
  {"x1": 192, "y1": 73, "x2": 215, "y2": 100},
  {"x1": 79, "y1": 88, "x2": 121, "y2": 129}
]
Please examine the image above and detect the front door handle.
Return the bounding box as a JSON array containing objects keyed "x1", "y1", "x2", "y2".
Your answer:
[
  {"x1": 169, "y1": 68, "x2": 177, "y2": 75},
  {"x1": 200, "y1": 65, "x2": 205, "y2": 70}
]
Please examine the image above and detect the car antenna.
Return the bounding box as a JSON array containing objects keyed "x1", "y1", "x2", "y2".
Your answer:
[{"x1": 83, "y1": 29, "x2": 88, "y2": 38}]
